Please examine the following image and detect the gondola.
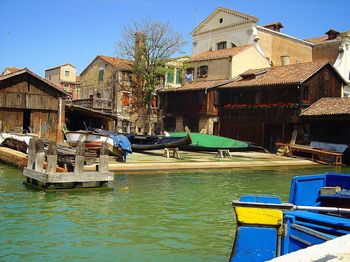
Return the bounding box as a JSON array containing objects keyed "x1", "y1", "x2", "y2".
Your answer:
[{"x1": 128, "y1": 133, "x2": 192, "y2": 152}]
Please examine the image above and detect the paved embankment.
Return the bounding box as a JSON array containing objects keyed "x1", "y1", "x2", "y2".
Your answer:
[{"x1": 0, "y1": 146, "x2": 319, "y2": 173}]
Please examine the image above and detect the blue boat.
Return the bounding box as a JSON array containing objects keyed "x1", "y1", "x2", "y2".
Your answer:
[{"x1": 229, "y1": 173, "x2": 350, "y2": 261}]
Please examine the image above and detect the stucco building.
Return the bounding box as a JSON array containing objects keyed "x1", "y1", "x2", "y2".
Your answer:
[
  {"x1": 190, "y1": 7, "x2": 313, "y2": 67},
  {"x1": 45, "y1": 64, "x2": 81, "y2": 100}
]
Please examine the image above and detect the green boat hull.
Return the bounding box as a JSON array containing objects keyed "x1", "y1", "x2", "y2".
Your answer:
[{"x1": 169, "y1": 132, "x2": 258, "y2": 152}]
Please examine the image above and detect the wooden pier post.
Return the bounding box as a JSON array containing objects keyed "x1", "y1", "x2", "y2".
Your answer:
[
  {"x1": 46, "y1": 141, "x2": 57, "y2": 174},
  {"x1": 99, "y1": 143, "x2": 109, "y2": 173},
  {"x1": 35, "y1": 139, "x2": 45, "y2": 172},
  {"x1": 27, "y1": 138, "x2": 37, "y2": 170},
  {"x1": 74, "y1": 142, "x2": 85, "y2": 175}
]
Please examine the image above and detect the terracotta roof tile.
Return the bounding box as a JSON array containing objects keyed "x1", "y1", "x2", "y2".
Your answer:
[
  {"x1": 98, "y1": 55, "x2": 132, "y2": 71},
  {"x1": 189, "y1": 45, "x2": 252, "y2": 62},
  {"x1": 301, "y1": 97, "x2": 350, "y2": 116},
  {"x1": 220, "y1": 61, "x2": 329, "y2": 89},
  {"x1": 3, "y1": 67, "x2": 23, "y2": 75},
  {"x1": 160, "y1": 79, "x2": 234, "y2": 92}
]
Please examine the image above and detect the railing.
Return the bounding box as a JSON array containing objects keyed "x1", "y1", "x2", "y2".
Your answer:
[
  {"x1": 73, "y1": 97, "x2": 112, "y2": 111},
  {"x1": 165, "y1": 103, "x2": 207, "y2": 115}
]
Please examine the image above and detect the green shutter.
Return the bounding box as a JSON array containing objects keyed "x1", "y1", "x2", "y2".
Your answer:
[{"x1": 176, "y1": 68, "x2": 182, "y2": 84}]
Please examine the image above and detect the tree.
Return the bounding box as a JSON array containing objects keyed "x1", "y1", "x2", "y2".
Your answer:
[{"x1": 117, "y1": 18, "x2": 187, "y2": 134}]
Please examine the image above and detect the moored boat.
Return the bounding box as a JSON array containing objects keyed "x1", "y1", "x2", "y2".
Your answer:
[
  {"x1": 169, "y1": 132, "x2": 263, "y2": 152},
  {"x1": 229, "y1": 173, "x2": 350, "y2": 261},
  {"x1": 128, "y1": 133, "x2": 192, "y2": 152},
  {"x1": 65, "y1": 130, "x2": 131, "y2": 161}
]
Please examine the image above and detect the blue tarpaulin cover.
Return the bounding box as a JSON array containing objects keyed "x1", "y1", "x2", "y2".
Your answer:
[{"x1": 110, "y1": 134, "x2": 132, "y2": 160}]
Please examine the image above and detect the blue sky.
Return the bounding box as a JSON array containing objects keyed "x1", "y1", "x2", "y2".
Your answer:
[{"x1": 0, "y1": 0, "x2": 349, "y2": 76}]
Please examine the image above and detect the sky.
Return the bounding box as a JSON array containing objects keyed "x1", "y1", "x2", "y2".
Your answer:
[{"x1": 0, "y1": 0, "x2": 349, "y2": 76}]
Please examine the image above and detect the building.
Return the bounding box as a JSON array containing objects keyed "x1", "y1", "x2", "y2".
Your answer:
[
  {"x1": 45, "y1": 64, "x2": 81, "y2": 100},
  {"x1": 301, "y1": 97, "x2": 350, "y2": 145},
  {"x1": 217, "y1": 61, "x2": 345, "y2": 150},
  {"x1": 306, "y1": 30, "x2": 350, "y2": 92},
  {"x1": 159, "y1": 45, "x2": 270, "y2": 133},
  {"x1": 78, "y1": 55, "x2": 159, "y2": 134},
  {"x1": 0, "y1": 68, "x2": 67, "y2": 142},
  {"x1": 190, "y1": 7, "x2": 313, "y2": 66}
]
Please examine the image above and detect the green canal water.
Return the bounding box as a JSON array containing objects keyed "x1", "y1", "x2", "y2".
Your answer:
[{"x1": 0, "y1": 163, "x2": 348, "y2": 261}]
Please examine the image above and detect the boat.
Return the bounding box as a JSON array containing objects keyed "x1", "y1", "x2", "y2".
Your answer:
[
  {"x1": 65, "y1": 130, "x2": 131, "y2": 161},
  {"x1": 229, "y1": 173, "x2": 350, "y2": 261},
  {"x1": 127, "y1": 133, "x2": 192, "y2": 152},
  {"x1": 169, "y1": 132, "x2": 263, "y2": 152}
]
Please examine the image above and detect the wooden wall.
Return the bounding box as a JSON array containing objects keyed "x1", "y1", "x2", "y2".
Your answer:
[{"x1": 0, "y1": 73, "x2": 64, "y2": 141}]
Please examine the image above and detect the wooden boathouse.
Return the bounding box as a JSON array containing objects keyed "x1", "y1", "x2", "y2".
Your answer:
[
  {"x1": 0, "y1": 68, "x2": 67, "y2": 142},
  {"x1": 218, "y1": 61, "x2": 345, "y2": 150}
]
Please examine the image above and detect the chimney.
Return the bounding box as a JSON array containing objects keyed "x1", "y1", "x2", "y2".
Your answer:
[
  {"x1": 325, "y1": 29, "x2": 340, "y2": 40},
  {"x1": 280, "y1": 55, "x2": 290, "y2": 66},
  {"x1": 263, "y1": 22, "x2": 284, "y2": 32}
]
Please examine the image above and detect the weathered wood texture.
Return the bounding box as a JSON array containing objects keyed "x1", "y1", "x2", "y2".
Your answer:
[
  {"x1": 162, "y1": 91, "x2": 208, "y2": 116},
  {"x1": 23, "y1": 168, "x2": 113, "y2": 183},
  {"x1": 0, "y1": 73, "x2": 65, "y2": 141}
]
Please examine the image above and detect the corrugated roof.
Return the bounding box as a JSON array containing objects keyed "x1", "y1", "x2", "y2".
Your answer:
[
  {"x1": 301, "y1": 97, "x2": 350, "y2": 116},
  {"x1": 98, "y1": 55, "x2": 133, "y2": 71},
  {"x1": 189, "y1": 45, "x2": 251, "y2": 62},
  {"x1": 220, "y1": 61, "x2": 330, "y2": 89},
  {"x1": 159, "y1": 79, "x2": 235, "y2": 93}
]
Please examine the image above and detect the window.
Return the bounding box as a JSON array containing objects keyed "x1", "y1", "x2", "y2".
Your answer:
[
  {"x1": 175, "y1": 68, "x2": 182, "y2": 84},
  {"x1": 231, "y1": 42, "x2": 236, "y2": 48},
  {"x1": 166, "y1": 68, "x2": 174, "y2": 84},
  {"x1": 65, "y1": 70, "x2": 70, "y2": 77},
  {"x1": 122, "y1": 92, "x2": 130, "y2": 106},
  {"x1": 184, "y1": 68, "x2": 194, "y2": 82},
  {"x1": 197, "y1": 66, "x2": 208, "y2": 78},
  {"x1": 219, "y1": 18, "x2": 223, "y2": 23},
  {"x1": 217, "y1": 41, "x2": 227, "y2": 50},
  {"x1": 98, "y1": 69, "x2": 104, "y2": 81},
  {"x1": 64, "y1": 84, "x2": 70, "y2": 92}
]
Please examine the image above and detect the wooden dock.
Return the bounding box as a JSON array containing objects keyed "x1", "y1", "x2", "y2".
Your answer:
[{"x1": 23, "y1": 138, "x2": 114, "y2": 192}]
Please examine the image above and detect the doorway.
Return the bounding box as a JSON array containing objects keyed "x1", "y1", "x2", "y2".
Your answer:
[{"x1": 23, "y1": 110, "x2": 31, "y2": 133}]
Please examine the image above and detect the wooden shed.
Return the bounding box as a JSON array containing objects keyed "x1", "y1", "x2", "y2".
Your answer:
[{"x1": 0, "y1": 68, "x2": 67, "y2": 142}]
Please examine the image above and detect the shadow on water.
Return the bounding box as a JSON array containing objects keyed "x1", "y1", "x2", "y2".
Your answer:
[{"x1": 0, "y1": 162, "x2": 349, "y2": 261}]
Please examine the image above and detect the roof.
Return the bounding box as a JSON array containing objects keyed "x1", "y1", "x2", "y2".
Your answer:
[
  {"x1": 2, "y1": 67, "x2": 23, "y2": 75},
  {"x1": 220, "y1": 61, "x2": 336, "y2": 89},
  {"x1": 190, "y1": 7, "x2": 259, "y2": 36},
  {"x1": 159, "y1": 79, "x2": 235, "y2": 93},
  {"x1": 0, "y1": 68, "x2": 68, "y2": 96},
  {"x1": 305, "y1": 29, "x2": 348, "y2": 44},
  {"x1": 301, "y1": 97, "x2": 350, "y2": 117},
  {"x1": 98, "y1": 55, "x2": 132, "y2": 71},
  {"x1": 189, "y1": 45, "x2": 252, "y2": 62},
  {"x1": 45, "y1": 63, "x2": 76, "y2": 71},
  {"x1": 66, "y1": 103, "x2": 118, "y2": 120},
  {"x1": 80, "y1": 55, "x2": 133, "y2": 76}
]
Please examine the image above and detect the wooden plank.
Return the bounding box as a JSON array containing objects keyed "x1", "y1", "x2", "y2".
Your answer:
[{"x1": 47, "y1": 172, "x2": 114, "y2": 183}]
